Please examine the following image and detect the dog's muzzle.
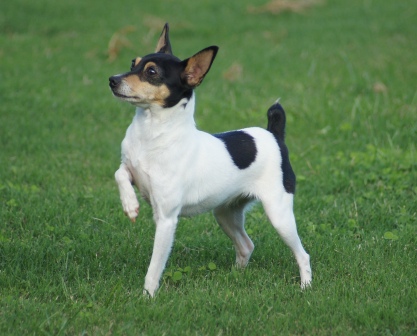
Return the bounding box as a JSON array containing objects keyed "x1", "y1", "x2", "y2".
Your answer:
[{"x1": 109, "y1": 75, "x2": 122, "y2": 90}]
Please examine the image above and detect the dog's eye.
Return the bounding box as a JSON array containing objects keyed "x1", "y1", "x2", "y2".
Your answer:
[
  {"x1": 130, "y1": 59, "x2": 136, "y2": 71},
  {"x1": 146, "y1": 66, "x2": 157, "y2": 76}
]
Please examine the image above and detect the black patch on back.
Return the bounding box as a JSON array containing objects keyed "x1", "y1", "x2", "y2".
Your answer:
[
  {"x1": 214, "y1": 131, "x2": 257, "y2": 169},
  {"x1": 266, "y1": 103, "x2": 296, "y2": 194}
]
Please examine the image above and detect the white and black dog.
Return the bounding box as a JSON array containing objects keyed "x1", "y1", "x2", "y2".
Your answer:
[{"x1": 109, "y1": 24, "x2": 312, "y2": 296}]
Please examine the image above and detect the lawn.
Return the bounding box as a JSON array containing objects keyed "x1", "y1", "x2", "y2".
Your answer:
[{"x1": 1, "y1": 0, "x2": 416, "y2": 334}]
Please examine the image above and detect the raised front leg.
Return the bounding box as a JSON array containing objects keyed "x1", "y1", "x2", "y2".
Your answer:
[{"x1": 115, "y1": 163, "x2": 139, "y2": 222}]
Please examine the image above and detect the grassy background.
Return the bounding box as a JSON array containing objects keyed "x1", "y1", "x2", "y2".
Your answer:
[{"x1": 1, "y1": 0, "x2": 416, "y2": 334}]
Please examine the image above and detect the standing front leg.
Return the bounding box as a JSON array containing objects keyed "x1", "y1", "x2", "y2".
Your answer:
[
  {"x1": 115, "y1": 163, "x2": 139, "y2": 222},
  {"x1": 144, "y1": 213, "x2": 179, "y2": 297}
]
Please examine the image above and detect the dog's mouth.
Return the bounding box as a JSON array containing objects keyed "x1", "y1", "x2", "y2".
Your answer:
[
  {"x1": 112, "y1": 91, "x2": 132, "y2": 99},
  {"x1": 111, "y1": 89, "x2": 147, "y2": 107},
  {"x1": 110, "y1": 88, "x2": 140, "y2": 101}
]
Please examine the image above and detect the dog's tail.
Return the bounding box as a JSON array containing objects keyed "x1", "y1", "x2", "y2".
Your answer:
[
  {"x1": 266, "y1": 99, "x2": 286, "y2": 142},
  {"x1": 266, "y1": 100, "x2": 296, "y2": 194}
]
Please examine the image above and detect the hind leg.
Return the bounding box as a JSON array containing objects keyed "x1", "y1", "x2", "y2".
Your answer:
[
  {"x1": 261, "y1": 192, "x2": 312, "y2": 288},
  {"x1": 213, "y1": 201, "x2": 254, "y2": 268}
]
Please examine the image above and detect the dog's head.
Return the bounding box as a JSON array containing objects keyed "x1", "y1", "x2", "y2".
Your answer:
[{"x1": 109, "y1": 23, "x2": 218, "y2": 108}]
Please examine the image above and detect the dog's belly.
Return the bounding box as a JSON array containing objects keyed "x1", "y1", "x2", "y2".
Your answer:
[
  {"x1": 179, "y1": 201, "x2": 218, "y2": 217},
  {"x1": 179, "y1": 191, "x2": 254, "y2": 217}
]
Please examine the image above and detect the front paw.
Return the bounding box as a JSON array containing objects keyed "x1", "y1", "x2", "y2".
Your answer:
[
  {"x1": 144, "y1": 277, "x2": 159, "y2": 297},
  {"x1": 121, "y1": 195, "x2": 139, "y2": 222}
]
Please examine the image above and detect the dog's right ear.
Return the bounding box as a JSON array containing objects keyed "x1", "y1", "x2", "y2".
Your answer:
[
  {"x1": 155, "y1": 23, "x2": 173, "y2": 55},
  {"x1": 181, "y1": 46, "x2": 219, "y2": 88}
]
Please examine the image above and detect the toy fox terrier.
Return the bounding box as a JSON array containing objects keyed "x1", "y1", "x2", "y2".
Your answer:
[{"x1": 109, "y1": 24, "x2": 312, "y2": 296}]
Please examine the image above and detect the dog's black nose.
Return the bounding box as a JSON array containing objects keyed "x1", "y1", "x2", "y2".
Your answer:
[{"x1": 109, "y1": 75, "x2": 121, "y2": 89}]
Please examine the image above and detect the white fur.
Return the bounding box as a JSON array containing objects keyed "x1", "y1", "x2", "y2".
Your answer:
[{"x1": 115, "y1": 93, "x2": 312, "y2": 296}]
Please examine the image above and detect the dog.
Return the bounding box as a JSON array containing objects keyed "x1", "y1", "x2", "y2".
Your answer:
[{"x1": 109, "y1": 23, "x2": 312, "y2": 296}]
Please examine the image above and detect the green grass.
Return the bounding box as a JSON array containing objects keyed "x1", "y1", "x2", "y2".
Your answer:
[{"x1": 1, "y1": 0, "x2": 416, "y2": 334}]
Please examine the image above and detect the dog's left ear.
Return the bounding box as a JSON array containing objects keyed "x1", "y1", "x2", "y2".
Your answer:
[
  {"x1": 155, "y1": 23, "x2": 173, "y2": 55},
  {"x1": 181, "y1": 46, "x2": 219, "y2": 88}
]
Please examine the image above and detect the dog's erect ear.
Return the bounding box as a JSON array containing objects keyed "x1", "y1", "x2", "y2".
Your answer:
[
  {"x1": 181, "y1": 46, "x2": 219, "y2": 88},
  {"x1": 155, "y1": 23, "x2": 173, "y2": 55}
]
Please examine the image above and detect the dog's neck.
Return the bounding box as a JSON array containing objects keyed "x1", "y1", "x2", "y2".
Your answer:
[{"x1": 132, "y1": 92, "x2": 197, "y2": 142}]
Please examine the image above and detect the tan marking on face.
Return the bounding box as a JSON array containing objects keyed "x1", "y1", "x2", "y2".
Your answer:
[
  {"x1": 134, "y1": 57, "x2": 142, "y2": 67},
  {"x1": 123, "y1": 74, "x2": 170, "y2": 107},
  {"x1": 143, "y1": 61, "x2": 156, "y2": 71}
]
